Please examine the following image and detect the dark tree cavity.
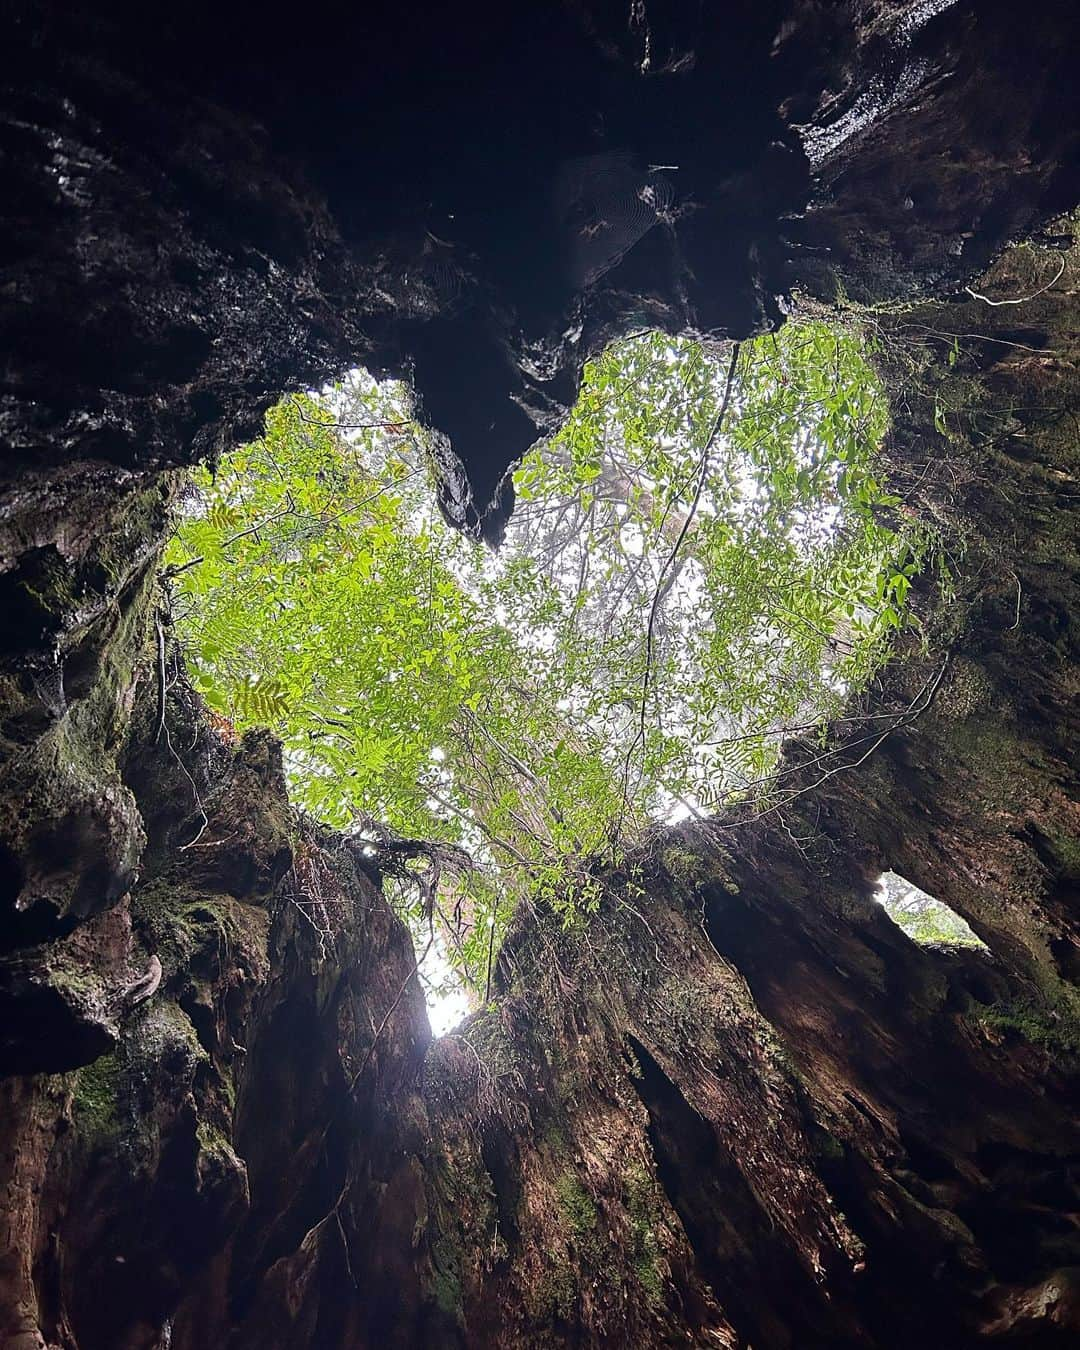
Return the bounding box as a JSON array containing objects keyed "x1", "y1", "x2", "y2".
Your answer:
[{"x1": 1, "y1": 2, "x2": 1078, "y2": 1347}]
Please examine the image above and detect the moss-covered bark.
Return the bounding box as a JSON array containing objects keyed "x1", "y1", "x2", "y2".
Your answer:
[
  {"x1": 0, "y1": 5, "x2": 1078, "y2": 1343},
  {"x1": 0, "y1": 254, "x2": 1075, "y2": 1345}
]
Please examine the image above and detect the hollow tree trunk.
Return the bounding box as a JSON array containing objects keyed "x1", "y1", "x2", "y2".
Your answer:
[{"x1": 1, "y1": 3, "x2": 1078, "y2": 1346}]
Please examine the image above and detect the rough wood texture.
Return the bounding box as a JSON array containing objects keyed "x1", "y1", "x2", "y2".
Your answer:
[{"x1": 0, "y1": 2, "x2": 1077, "y2": 1345}]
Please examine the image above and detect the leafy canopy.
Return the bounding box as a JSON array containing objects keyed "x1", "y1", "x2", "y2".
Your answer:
[{"x1": 165, "y1": 323, "x2": 926, "y2": 993}]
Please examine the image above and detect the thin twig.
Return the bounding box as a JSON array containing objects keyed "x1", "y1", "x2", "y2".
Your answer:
[
  {"x1": 484, "y1": 917, "x2": 497, "y2": 1005},
  {"x1": 1007, "y1": 571, "x2": 1022, "y2": 630},
  {"x1": 620, "y1": 343, "x2": 742, "y2": 815},
  {"x1": 153, "y1": 616, "x2": 167, "y2": 744},
  {"x1": 709, "y1": 656, "x2": 950, "y2": 829},
  {"x1": 345, "y1": 933, "x2": 434, "y2": 1100},
  {"x1": 965, "y1": 255, "x2": 1066, "y2": 307},
  {"x1": 162, "y1": 473, "x2": 423, "y2": 578},
  {"x1": 289, "y1": 393, "x2": 416, "y2": 433}
]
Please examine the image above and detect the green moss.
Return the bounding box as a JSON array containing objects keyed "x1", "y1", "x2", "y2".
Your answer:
[
  {"x1": 975, "y1": 997, "x2": 1080, "y2": 1055},
  {"x1": 132, "y1": 882, "x2": 204, "y2": 966},
  {"x1": 421, "y1": 1145, "x2": 501, "y2": 1324},
  {"x1": 430, "y1": 1233, "x2": 463, "y2": 1317},
  {"x1": 71, "y1": 1005, "x2": 205, "y2": 1160},
  {"x1": 811, "y1": 1129, "x2": 846, "y2": 1163},
  {"x1": 49, "y1": 962, "x2": 102, "y2": 1001},
  {"x1": 625, "y1": 1166, "x2": 665, "y2": 1307},
  {"x1": 73, "y1": 1053, "x2": 120, "y2": 1142},
  {"x1": 153, "y1": 998, "x2": 206, "y2": 1055},
  {"x1": 938, "y1": 715, "x2": 1047, "y2": 812},
  {"x1": 132, "y1": 885, "x2": 268, "y2": 980},
  {"x1": 633, "y1": 1247, "x2": 664, "y2": 1307},
  {"x1": 555, "y1": 1168, "x2": 597, "y2": 1238},
  {"x1": 0, "y1": 556, "x2": 156, "y2": 918},
  {"x1": 96, "y1": 479, "x2": 176, "y2": 590},
  {"x1": 660, "y1": 843, "x2": 699, "y2": 889},
  {"x1": 936, "y1": 657, "x2": 993, "y2": 721},
  {"x1": 219, "y1": 1065, "x2": 237, "y2": 1112},
  {"x1": 195, "y1": 1117, "x2": 243, "y2": 1178},
  {"x1": 541, "y1": 1120, "x2": 569, "y2": 1156},
  {"x1": 1044, "y1": 829, "x2": 1080, "y2": 881},
  {"x1": 527, "y1": 1252, "x2": 576, "y2": 1323},
  {"x1": 16, "y1": 549, "x2": 81, "y2": 626},
  {"x1": 195, "y1": 1117, "x2": 230, "y2": 1152},
  {"x1": 660, "y1": 839, "x2": 737, "y2": 895}
]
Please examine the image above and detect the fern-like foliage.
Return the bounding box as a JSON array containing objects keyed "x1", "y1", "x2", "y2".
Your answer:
[{"x1": 164, "y1": 331, "x2": 932, "y2": 993}]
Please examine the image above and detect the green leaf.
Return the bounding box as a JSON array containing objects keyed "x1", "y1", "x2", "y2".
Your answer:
[{"x1": 169, "y1": 321, "x2": 922, "y2": 993}]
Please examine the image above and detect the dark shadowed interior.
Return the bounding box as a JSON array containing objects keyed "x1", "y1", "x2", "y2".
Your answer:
[{"x1": 1, "y1": 1, "x2": 1078, "y2": 1346}]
